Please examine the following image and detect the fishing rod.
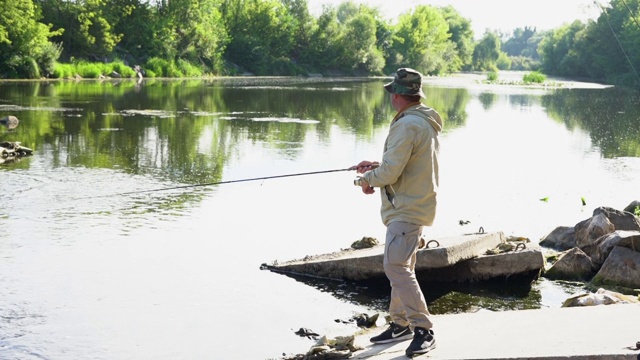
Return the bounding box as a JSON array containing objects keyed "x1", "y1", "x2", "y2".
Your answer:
[{"x1": 83, "y1": 167, "x2": 355, "y2": 199}]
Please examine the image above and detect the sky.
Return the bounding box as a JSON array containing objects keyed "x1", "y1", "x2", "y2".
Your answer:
[{"x1": 307, "y1": 0, "x2": 610, "y2": 37}]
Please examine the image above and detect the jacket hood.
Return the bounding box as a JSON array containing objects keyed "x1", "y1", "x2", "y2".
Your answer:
[{"x1": 404, "y1": 104, "x2": 443, "y2": 133}]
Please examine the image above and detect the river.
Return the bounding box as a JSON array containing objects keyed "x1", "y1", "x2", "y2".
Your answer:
[{"x1": 0, "y1": 74, "x2": 639, "y2": 359}]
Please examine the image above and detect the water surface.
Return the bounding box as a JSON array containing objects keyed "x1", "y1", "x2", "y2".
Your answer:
[{"x1": 0, "y1": 76, "x2": 639, "y2": 359}]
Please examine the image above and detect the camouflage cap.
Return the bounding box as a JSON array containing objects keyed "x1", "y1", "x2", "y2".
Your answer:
[{"x1": 384, "y1": 68, "x2": 425, "y2": 98}]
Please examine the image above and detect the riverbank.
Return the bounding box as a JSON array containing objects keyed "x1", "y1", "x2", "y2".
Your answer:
[{"x1": 286, "y1": 304, "x2": 640, "y2": 359}]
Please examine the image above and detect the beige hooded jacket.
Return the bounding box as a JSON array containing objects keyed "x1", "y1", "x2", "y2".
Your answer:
[{"x1": 362, "y1": 103, "x2": 442, "y2": 226}]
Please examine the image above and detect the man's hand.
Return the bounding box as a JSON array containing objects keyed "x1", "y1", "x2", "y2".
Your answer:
[
  {"x1": 359, "y1": 177, "x2": 375, "y2": 195},
  {"x1": 349, "y1": 160, "x2": 380, "y2": 174}
]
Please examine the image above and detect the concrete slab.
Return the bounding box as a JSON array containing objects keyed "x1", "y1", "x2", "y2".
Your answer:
[
  {"x1": 264, "y1": 232, "x2": 508, "y2": 281},
  {"x1": 262, "y1": 232, "x2": 544, "y2": 282},
  {"x1": 350, "y1": 304, "x2": 640, "y2": 360},
  {"x1": 417, "y1": 246, "x2": 545, "y2": 283}
]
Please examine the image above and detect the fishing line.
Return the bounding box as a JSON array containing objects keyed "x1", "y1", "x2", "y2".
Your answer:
[{"x1": 79, "y1": 167, "x2": 354, "y2": 200}]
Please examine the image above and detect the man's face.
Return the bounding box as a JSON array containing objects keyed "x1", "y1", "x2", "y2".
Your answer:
[{"x1": 390, "y1": 93, "x2": 399, "y2": 109}]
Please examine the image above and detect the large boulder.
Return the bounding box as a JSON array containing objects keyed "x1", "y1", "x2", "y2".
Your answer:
[
  {"x1": 592, "y1": 246, "x2": 640, "y2": 288},
  {"x1": 539, "y1": 226, "x2": 575, "y2": 250},
  {"x1": 623, "y1": 201, "x2": 640, "y2": 215},
  {"x1": 574, "y1": 212, "x2": 614, "y2": 249},
  {"x1": 592, "y1": 230, "x2": 640, "y2": 265},
  {"x1": 593, "y1": 206, "x2": 640, "y2": 231},
  {"x1": 544, "y1": 247, "x2": 596, "y2": 281}
]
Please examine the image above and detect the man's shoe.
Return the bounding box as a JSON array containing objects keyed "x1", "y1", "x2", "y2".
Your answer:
[
  {"x1": 405, "y1": 327, "x2": 436, "y2": 357},
  {"x1": 370, "y1": 322, "x2": 413, "y2": 344}
]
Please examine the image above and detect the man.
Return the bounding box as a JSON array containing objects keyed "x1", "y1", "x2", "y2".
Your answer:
[{"x1": 350, "y1": 68, "x2": 442, "y2": 357}]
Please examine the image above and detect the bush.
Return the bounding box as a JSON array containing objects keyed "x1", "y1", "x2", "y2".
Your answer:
[
  {"x1": 105, "y1": 60, "x2": 136, "y2": 78},
  {"x1": 165, "y1": 62, "x2": 183, "y2": 77},
  {"x1": 3, "y1": 56, "x2": 40, "y2": 79},
  {"x1": 75, "y1": 61, "x2": 102, "y2": 78},
  {"x1": 38, "y1": 42, "x2": 63, "y2": 77},
  {"x1": 51, "y1": 63, "x2": 74, "y2": 78},
  {"x1": 145, "y1": 57, "x2": 170, "y2": 77},
  {"x1": 177, "y1": 59, "x2": 202, "y2": 77},
  {"x1": 486, "y1": 71, "x2": 499, "y2": 82},
  {"x1": 523, "y1": 71, "x2": 546, "y2": 83},
  {"x1": 23, "y1": 57, "x2": 41, "y2": 79}
]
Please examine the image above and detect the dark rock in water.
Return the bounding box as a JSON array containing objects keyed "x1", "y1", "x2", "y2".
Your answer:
[
  {"x1": 352, "y1": 312, "x2": 378, "y2": 328},
  {"x1": 0, "y1": 116, "x2": 19, "y2": 129},
  {"x1": 294, "y1": 327, "x2": 320, "y2": 339}
]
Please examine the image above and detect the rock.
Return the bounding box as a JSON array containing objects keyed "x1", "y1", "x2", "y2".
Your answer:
[
  {"x1": 574, "y1": 212, "x2": 614, "y2": 249},
  {"x1": 0, "y1": 115, "x2": 19, "y2": 129},
  {"x1": 302, "y1": 334, "x2": 361, "y2": 359},
  {"x1": 295, "y1": 328, "x2": 320, "y2": 339},
  {"x1": 562, "y1": 287, "x2": 639, "y2": 307},
  {"x1": 544, "y1": 247, "x2": 596, "y2": 281},
  {"x1": 352, "y1": 313, "x2": 379, "y2": 328},
  {"x1": 592, "y1": 246, "x2": 640, "y2": 288},
  {"x1": 539, "y1": 226, "x2": 576, "y2": 250},
  {"x1": 350, "y1": 236, "x2": 378, "y2": 249},
  {"x1": 593, "y1": 206, "x2": 640, "y2": 232},
  {"x1": 623, "y1": 201, "x2": 640, "y2": 215},
  {"x1": 592, "y1": 230, "x2": 640, "y2": 265}
]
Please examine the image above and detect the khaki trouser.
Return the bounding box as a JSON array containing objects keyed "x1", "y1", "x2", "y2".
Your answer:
[{"x1": 384, "y1": 221, "x2": 433, "y2": 330}]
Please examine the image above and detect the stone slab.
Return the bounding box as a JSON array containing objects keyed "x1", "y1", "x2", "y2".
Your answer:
[{"x1": 265, "y1": 232, "x2": 508, "y2": 281}]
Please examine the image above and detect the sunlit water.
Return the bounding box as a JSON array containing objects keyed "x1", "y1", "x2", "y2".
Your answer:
[{"x1": 0, "y1": 76, "x2": 639, "y2": 359}]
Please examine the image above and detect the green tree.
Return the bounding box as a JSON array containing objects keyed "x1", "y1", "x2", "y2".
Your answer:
[
  {"x1": 223, "y1": 0, "x2": 297, "y2": 75},
  {"x1": 502, "y1": 27, "x2": 540, "y2": 59},
  {"x1": 0, "y1": 0, "x2": 63, "y2": 78},
  {"x1": 472, "y1": 31, "x2": 502, "y2": 71},
  {"x1": 36, "y1": 0, "x2": 122, "y2": 60},
  {"x1": 282, "y1": 0, "x2": 316, "y2": 63},
  {"x1": 588, "y1": 0, "x2": 640, "y2": 85},
  {"x1": 387, "y1": 5, "x2": 451, "y2": 75},
  {"x1": 439, "y1": 5, "x2": 474, "y2": 71},
  {"x1": 161, "y1": 0, "x2": 228, "y2": 71},
  {"x1": 109, "y1": 0, "x2": 158, "y2": 64},
  {"x1": 303, "y1": 5, "x2": 340, "y2": 70},
  {"x1": 336, "y1": 11, "x2": 384, "y2": 74},
  {"x1": 538, "y1": 21, "x2": 589, "y2": 77}
]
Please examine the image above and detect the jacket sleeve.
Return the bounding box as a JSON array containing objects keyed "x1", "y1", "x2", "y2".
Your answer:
[{"x1": 362, "y1": 119, "x2": 416, "y2": 187}]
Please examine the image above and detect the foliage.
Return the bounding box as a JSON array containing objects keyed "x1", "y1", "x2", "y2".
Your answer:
[
  {"x1": 509, "y1": 55, "x2": 541, "y2": 71},
  {"x1": 523, "y1": 71, "x2": 546, "y2": 83},
  {"x1": 49, "y1": 60, "x2": 137, "y2": 78},
  {"x1": 162, "y1": 0, "x2": 228, "y2": 72},
  {"x1": 496, "y1": 51, "x2": 511, "y2": 70},
  {"x1": 334, "y1": 5, "x2": 384, "y2": 74},
  {"x1": 1, "y1": 0, "x2": 638, "y2": 85},
  {"x1": 538, "y1": 21, "x2": 588, "y2": 77},
  {"x1": 51, "y1": 62, "x2": 75, "y2": 78},
  {"x1": 0, "y1": 0, "x2": 63, "y2": 78},
  {"x1": 144, "y1": 57, "x2": 171, "y2": 77},
  {"x1": 502, "y1": 27, "x2": 541, "y2": 59},
  {"x1": 222, "y1": 0, "x2": 298, "y2": 75},
  {"x1": 177, "y1": 59, "x2": 203, "y2": 77},
  {"x1": 486, "y1": 71, "x2": 498, "y2": 81},
  {"x1": 388, "y1": 5, "x2": 452, "y2": 75},
  {"x1": 635, "y1": 206, "x2": 640, "y2": 217},
  {"x1": 472, "y1": 31, "x2": 503, "y2": 71},
  {"x1": 439, "y1": 5, "x2": 474, "y2": 71}
]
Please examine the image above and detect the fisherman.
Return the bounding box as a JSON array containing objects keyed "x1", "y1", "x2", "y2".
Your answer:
[{"x1": 350, "y1": 68, "x2": 442, "y2": 357}]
